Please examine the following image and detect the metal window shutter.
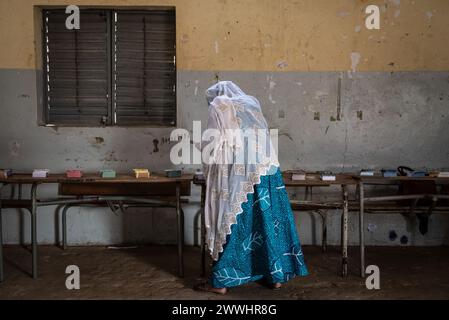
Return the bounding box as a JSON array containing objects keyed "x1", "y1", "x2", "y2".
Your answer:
[
  {"x1": 114, "y1": 10, "x2": 176, "y2": 126},
  {"x1": 44, "y1": 10, "x2": 110, "y2": 125}
]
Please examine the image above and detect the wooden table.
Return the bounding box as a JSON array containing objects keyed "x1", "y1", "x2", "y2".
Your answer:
[
  {"x1": 0, "y1": 173, "x2": 193, "y2": 282},
  {"x1": 355, "y1": 175, "x2": 449, "y2": 277},
  {"x1": 196, "y1": 173, "x2": 358, "y2": 278},
  {"x1": 283, "y1": 173, "x2": 357, "y2": 277}
]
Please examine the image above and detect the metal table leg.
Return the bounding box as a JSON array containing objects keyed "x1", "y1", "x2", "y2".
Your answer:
[
  {"x1": 61, "y1": 205, "x2": 71, "y2": 250},
  {"x1": 0, "y1": 183, "x2": 4, "y2": 282},
  {"x1": 200, "y1": 184, "x2": 206, "y2": 277},
  {"x1": 31, "y1": 183, "x2": 38, "y2": 279},
  {"x1": 359, "y1": 181, "x2": 365, "y2": 278},
  {"x1": 317, "y1": 210, "x2": 327, "y2": 252},
  {"x1": 341, "y1": 185, "x2": 348, "y2": 277},
  {"x1": 176, "y1": 182, "x2": 184, "y2": 277}
]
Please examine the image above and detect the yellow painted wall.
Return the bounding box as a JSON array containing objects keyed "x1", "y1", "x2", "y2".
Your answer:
[{"x1": 0, "y1": 0, "x2": 448, "y2": 71}]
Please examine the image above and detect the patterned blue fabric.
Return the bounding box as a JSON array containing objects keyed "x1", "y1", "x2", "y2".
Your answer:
[{"x1": 210, "y1": 167, "x2": 308, "y2": 288}]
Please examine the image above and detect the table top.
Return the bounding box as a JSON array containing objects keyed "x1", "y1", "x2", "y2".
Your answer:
[
  {"x1": 283, "y1": 173, "x2": 449, "y2": 186},
  {"x1": 355, "y1": 175, "x2": 449, "y2": 184},
  {"x1": 2, "y1": 172, "x2": 448, "y2": 185},
  {"x1": 0, "y1": 173, "x2": 194, "y2": 184},
  {"x1": 283, "y1": 173, "x2": 357, "y2": 186},
  {"x1": 193, "y1": 173, "x2": 358, "y2": 186}
]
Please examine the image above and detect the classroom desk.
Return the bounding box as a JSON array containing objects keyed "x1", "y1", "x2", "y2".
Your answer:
[
  {"x1": 195, "y1": 173, "x2": 358, "y2": 278},
  {"x1": 0, "y1": 173, "x2": 193, "y2": 282},
  {"x1": 355, "y1": 176, "x2": 449, "y2": 277}
]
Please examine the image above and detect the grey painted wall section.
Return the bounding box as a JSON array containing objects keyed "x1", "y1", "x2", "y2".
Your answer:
[{"x1": 1, "y1": 69, "x2": 449, "y2": 247}]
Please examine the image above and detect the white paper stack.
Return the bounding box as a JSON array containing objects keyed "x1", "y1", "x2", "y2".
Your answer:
[
  {"x1": 360, "y1": 170, "x2": 375, "y2": 176},
  {"x1": 438, "y1": 172, "x2": 449, "y2": 178},
  {"x1": 32, "y1": 169, "x2": 49, "y2": 178},
  {"x1": 321, "y1": 175, "x2": 336, "y2": 181},
  {"x1": 292, "y1": 173, "x2": 306, "y2": 181}
]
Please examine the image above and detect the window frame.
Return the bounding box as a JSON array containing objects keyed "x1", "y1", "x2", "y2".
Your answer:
[{"x1": 41, "y1": 7, "x2": 177, "y2": 127}]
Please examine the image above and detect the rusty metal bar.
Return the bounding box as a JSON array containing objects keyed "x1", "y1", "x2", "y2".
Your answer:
[
  {"x1": 359, "y1": 181, "x2": 365, "y2": 278},
  {"x1": 342, "y1": 185, "x2": 349, "y2": 277},
  {"x1": 427, "y1": 196, "x2": 438, "y2": 216},
  {"x1": 36, "y1": 196, "x2": 177, "y2": 207},
  {"x1": 316, "y1": 210, "x2": 327, "y2": 252},
  {"x1": 61, "y1": 205, "x2": 70, "y2": 250},
  {"x1": 176, "y1": 182, "x2": 184, "y2": 277},
  {"x1": 200, "y1": 183, "x2": 206, "y2": 277},
  {"x1": 364, "y1": 194, "x2": 428, "y2": 202},
  {"x1": 31, "y1": 183, "x2": 38, "y2": 279},
  {"x1": 409, "y1": 198, "x2": 419, "y2": 215},
  {"x1": 0, "y1": 183, "x2": 5, "y2": 282}
]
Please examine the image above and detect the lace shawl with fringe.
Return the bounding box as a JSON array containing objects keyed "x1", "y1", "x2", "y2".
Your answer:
[{"x1": 203, "y1": 81, "x2": 279, "y2": 261}]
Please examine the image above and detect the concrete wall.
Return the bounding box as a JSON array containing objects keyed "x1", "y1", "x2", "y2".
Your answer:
[{"x1": 1, "y1": 0, "x2": 448, "y2": 247}]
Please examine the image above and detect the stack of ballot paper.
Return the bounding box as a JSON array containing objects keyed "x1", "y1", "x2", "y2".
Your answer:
[
  {"x1": 0, "y1": 169, "x2": 12, "y2": 179},
  {"x1": 165, "y1": 169, "x2": 182, "y2": 178},
  {"x1": 66, "y1": 170, "x2": 83, "y2": 178},
  {"x1": 438, "y1": 171, "x2": 449, "y2": 178},
  {"x1": 320, "y1": 172, "x2": 336, "y2": 181},
  {"x1": 360, "y1": 169, "x2": 375, "y2": 176},
  {"x1": 133, "y1": 169, "x2": 150, "y2": 179},
  {"x1": 291, "y1": 171, "x2": 306, "y2": 181},
  {"x1": 382, "y1": 169, "x2": 397, "y2": 177},
  {"x1": 32, "y1": 169, "x2": 49, "y2": 178},
  {"x1": 408, "y1": 170, "x2": 427, "y2": 177},
  {"x1": 101, "y1": 169, "x2": 116, "y2": 178}
]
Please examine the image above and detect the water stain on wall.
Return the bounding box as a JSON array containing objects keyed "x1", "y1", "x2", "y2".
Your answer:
[
  {"x1": 89, "y1": 136, "x2": 105, "y2": 149},
  {"x1": 95, "y1": 137, "x2": 104, "y2": 144},
  {"x1": 9, "y1": 141, "x2": 20, "y2": 157},
  {"x1": 153, "y1": 139, "x2": 160, "y2": 153}
]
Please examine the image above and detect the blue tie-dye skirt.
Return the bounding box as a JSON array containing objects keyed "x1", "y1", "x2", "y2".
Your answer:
[{"x1": 210, "y1": 167, "x2": 308, "y2": 288}]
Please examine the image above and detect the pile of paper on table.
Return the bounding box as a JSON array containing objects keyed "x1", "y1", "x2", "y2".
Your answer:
[
  {"x1": 408, "y1": 170, "x2": 427, "y2": 177},
  {"x1": 438, "y1": 171, "x2": 449, "y2": 178},
  {"x1": 360, "y1": 169, "x2": 375, "y2": 176},
  {"x1": 165, "y1": 169, "x2": 182, "y2": 178},
  {"x1": 0, "y1": 169, "x2": 12, "y2": 179},
  {"x1": 32, "y1": 169, "x2": 49, "y2": 178},
  {"x1": 291, "y1": 170, "x2": 307, "y2": 181},
  {"x1": 133, "y1": 169, "x2": 150, "y2": 179},
  {"x1": 66, "y1": 170, "x2": 83, "y2": 178},
  {"x1": 320, "y1": 171, "x2": 336, "y2": 181},
  {"x1": 382, "y1": 169, "x2": 397, "y2": 177},
  {"x1": 101, "y1": 169, "x2": 116, "y2": 178}
]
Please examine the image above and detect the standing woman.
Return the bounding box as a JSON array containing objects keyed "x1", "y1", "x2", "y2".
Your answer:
[{"x1": 196, "y1": 81, "x2": 308, "y2": 294}]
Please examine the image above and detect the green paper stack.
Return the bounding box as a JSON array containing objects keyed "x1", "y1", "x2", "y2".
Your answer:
[
  {"x1": 101, "y1": 169, "x2": 116, "y2": 178},
  {"x1": 165, "y1": 169, "x2": 182, "y2": 178}
]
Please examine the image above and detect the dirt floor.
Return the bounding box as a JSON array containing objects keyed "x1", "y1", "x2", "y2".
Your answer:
[{"x1": 0, "y1": 245, "x2": 448, "y2": 299}]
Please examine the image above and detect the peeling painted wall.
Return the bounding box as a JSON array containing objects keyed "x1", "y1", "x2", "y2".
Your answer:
[
  {"x1": 1, "y1": 0, "x2": 449, "y2": 247},
  {"x1": 1, "y1": 0, "x2": 449, "y2": 71}
]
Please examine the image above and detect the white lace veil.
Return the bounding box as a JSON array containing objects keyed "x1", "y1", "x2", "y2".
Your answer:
[{"x1": 203, "y1": 81, "x2": 279, "y2": 260}]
